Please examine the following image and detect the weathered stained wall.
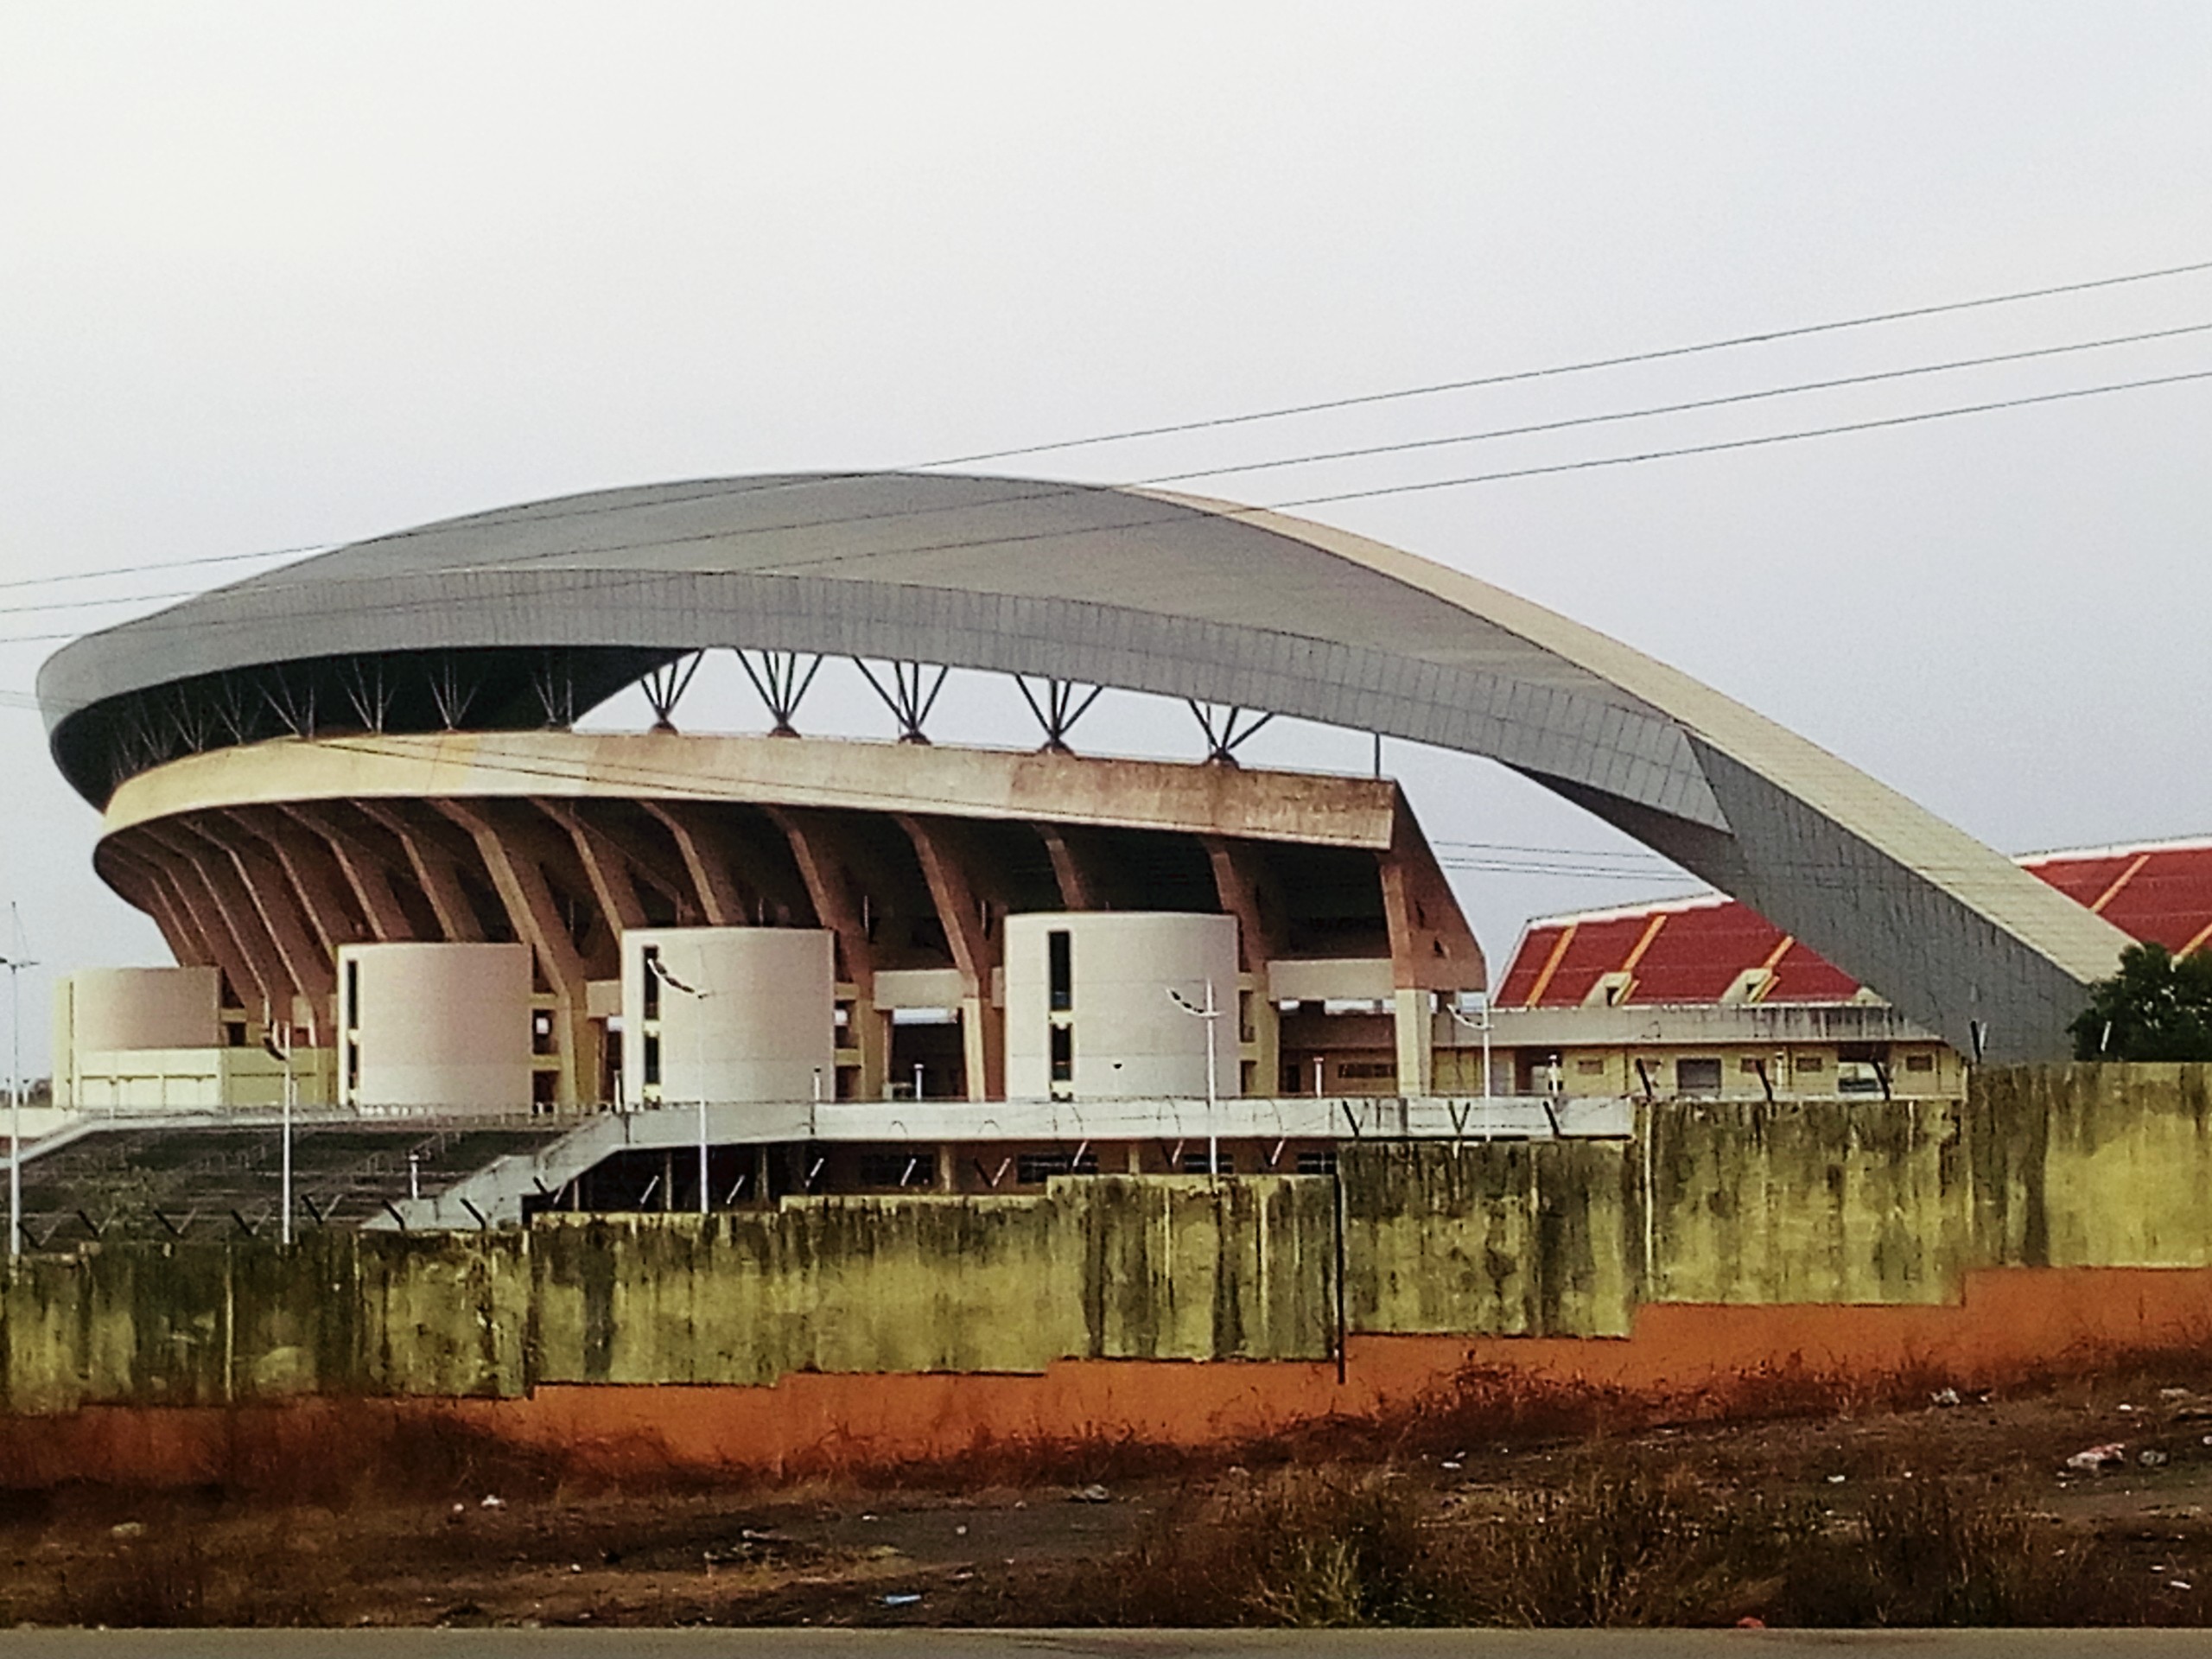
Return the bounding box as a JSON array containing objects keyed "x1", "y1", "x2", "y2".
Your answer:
[
  {"x1": 1969, "y1": 1065, "x2": 2212, "y2": 1271},
  {"x1": 7, "y1": 1068, "x2": 2212, "y2": 1417},
  {"x1": 1341, "y1": 1141, "x2": 1638, "y2": 1338},
  {"x1": 1646, "y1": 1098, "x2": 1973, "y2": 1306}
]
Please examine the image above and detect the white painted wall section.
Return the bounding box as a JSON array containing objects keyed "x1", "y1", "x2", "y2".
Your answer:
[
  {"x1": 339, "y1": 942, "x2": 533, "y2": 1110},
  {"x1": 620, "y1": 927, "x2": 836, "y2": 1107},
  {"x1": 1004, "y1": 912, "x2": 1241, "y2": 1100}
]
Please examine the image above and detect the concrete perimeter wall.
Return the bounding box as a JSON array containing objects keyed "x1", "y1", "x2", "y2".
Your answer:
[{"x1": 3, "y1": 1065, "x2": 2210, "y2": 1427}]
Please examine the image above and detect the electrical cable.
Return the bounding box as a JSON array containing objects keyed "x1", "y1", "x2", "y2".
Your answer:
[
  {"x1": 3, "y1": 312, "x2": 2197, "y2": 620},
  {"x1": 3, "y1": 358, "x2": 2206, "y2": 654},
  {"x1": 7, "y1": 252, "x2": 2211, "y2": 595}
]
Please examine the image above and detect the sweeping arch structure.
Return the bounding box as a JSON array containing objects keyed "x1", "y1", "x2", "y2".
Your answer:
[{"x1": 39, "y1": 472, "x2": 2126, "y2": 1061}]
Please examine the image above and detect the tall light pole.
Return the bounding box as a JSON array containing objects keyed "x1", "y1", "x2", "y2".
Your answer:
[
  {"x1": 1, "y1": 948, "x2": 35, "y2": 1263},
  {"x1": 1166, "y1": 980, "x2": 1223, "y2": 1179},
  {"x1": 1446, "y1": 991, "x2": 1494, "y2": 1101},
  {"x1": 261, "y1": 1007, "x2": 296, "y2": 1247},
  {"x1": 648, "y1": 952, "x2": 713, "y2": 1217}
]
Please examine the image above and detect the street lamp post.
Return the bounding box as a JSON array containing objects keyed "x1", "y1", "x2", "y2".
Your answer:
[
  {"x1": 1446, "y1": 992, "x2": 1495, "y2": 1101},
  {"x1": 0, "y1": 950, "x2": 35, "y2": 1263},
  {"x1": 1166, "y1": 980, "x2": 1223, "y2": 1178},
  {"x1": 648, "y1": 953, "x2": 713, "y2": 1217},
  {"x1": 261, "y1": 1007, "x2": 296, "y2": 1246}
]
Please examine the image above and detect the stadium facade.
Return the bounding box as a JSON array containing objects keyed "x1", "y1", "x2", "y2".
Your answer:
[{"x1": 23, "y1": 472, "x2": 2141, "y2": 1221}]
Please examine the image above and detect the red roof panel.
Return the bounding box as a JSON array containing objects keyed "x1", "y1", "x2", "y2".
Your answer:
[{"x1": 1499, "y1": 841, "x2": 2212, "y2": 1010}]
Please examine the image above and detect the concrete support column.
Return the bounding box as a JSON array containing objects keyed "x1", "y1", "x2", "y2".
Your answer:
[
  {"x1": 1394, "y1": 987, "x2": 1434, "y2": 1096},
  {"x1": 765, "y1": 805, "x2": 883, "y2": 1098},
  {"x1": 899, "y1": 815, "x2": 1004, "y2": 1102},
  {"x1": 1207, "y1": 836, "x2": 1283, "y2": 1098},
  {"x1": 847, "y1": 995, "x2": 889, "y2": 1101},
  {"x1": 1039, "y1": 825, "x2": 1100, "y2": 910}
]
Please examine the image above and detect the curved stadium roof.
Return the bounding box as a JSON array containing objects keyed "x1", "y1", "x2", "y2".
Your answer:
[{"x1": 37, "y1": 471, "x2": 2128, "y2": 1060}]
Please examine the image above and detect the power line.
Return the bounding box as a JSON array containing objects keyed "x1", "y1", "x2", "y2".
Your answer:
[
  {"x1": 1138, "y1": 317, "x2": 2212, "y2": 488},
  {"x1": 3, "y1": 358, "x2": 2206, "y2": 654},
  {"x1": 0, "y1": 543, "x2": 333, "y2": 596},
  {"x1": 7, "y1": 252, "x2": 2210, "y2": 595},
  {"x1": 920, "y1": 256, "x2": 2212, "y2": 466}
]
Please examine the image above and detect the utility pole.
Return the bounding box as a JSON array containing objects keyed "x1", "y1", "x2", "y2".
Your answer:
[{"x1": 0, "y1": 943, "x2": 34, "y2": 1263}]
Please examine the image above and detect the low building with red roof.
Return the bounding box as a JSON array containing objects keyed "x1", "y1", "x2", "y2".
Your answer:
[{"x1": 1464, "y1": 836, "x2": 2212, "y2": 1102}]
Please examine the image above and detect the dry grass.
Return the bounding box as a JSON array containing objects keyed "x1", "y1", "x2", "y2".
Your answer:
[{"x1": 1095, "y1": 1452, "x2": 2145, "y2": 1629}]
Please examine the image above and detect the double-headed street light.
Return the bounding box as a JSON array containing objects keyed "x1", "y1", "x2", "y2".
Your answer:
[
  {"x1": 1446, "y1": 991, "x2": 1495, "y2": 1101},
  {"x1": 1166, "y1": 980, "x2": 1224, "y2": 1179},
  {"x1": 647, "y1": 952, "x2": 714, "y2": 1217}
]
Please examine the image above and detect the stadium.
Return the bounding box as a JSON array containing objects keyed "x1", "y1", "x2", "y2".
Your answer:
[{"x1": 22, "y1": 472, "x2": 2135, "y2": 1234}]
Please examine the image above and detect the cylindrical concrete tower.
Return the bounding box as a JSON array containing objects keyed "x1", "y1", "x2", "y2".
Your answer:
[
  {"x1": 337, "y1": 942, "x2": 535, "y2": 1110},
  {"x1": 1003, "y1": 912, "x2": 1241, "y2": 1100},
  {"x1": 620, "y1": 927, "x2": 836, "y2": 1107}
]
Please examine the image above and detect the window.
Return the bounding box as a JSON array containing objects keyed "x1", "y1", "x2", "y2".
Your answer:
[
  {"x1": 642, "y1": 1032, "x2": 662, "y2": 1087},
  {"x1": 1338, "y1": 1060, "x2": 1395, "y2": 1082},
  {"x1": 345, "y1": 1039, "x2": 360, "y2": 1093},
  {"x1": 1182, "y1": 1150, "x2": 1236, "y2": 1174},
  {"x1": 1575, "y1": 1058, "x2": 1606, "y2": 1076},
  {"x1": 641, "y1": 945, "x2": 661, "y2": 1020},
  {"x1": 531, "y1": 1009, "x2": 555, "y2": 1057},
  {"x1": 1905, "y1": 1052, "x2": 1936, "y2": 1074},
  {"x1": 1837, "y1": 1043, "x2": 1889, "y2": 1096},
  {"x1": 1675, "y1": 1057, "x2": 1723, "y2": 1096},
  {"x1": 1017, "y1": 1150, "x2": 1099, "y2": 1184},
  {"x1": 1047, "y1": 929, "x2": 1071, "y2": 1012},
  {"x1": 1794, "y1": 1054, "x2": 1825, "y2": 1074},
  {"x1": 1739, "y1": 1057, "x2": 1764, "y2": 1074},
  {"x1": 1049, "y1": 1023, "x2": 1073, "y2": 1084},
  {"x1": 858, "y1": 1150, "x2": 935, "y2": 1188},
  {"x1": 1295, "y1": 1148, "x2": 1338, "y2": 1176},
  {"x1": 343, "y1": 958, "x2": 360, "y2": 1031}
]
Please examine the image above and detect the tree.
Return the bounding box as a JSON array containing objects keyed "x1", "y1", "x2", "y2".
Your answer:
[{"x1": 2069, "y1": 943, "x2": 2212, "y2": 1061}]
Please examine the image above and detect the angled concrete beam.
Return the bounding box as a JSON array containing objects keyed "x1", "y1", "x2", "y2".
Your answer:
[
  {"x1": 434, "y1": 798, "x2": 591, "y2": 1105},
  {"x1": 276, "y1": 801, "x2": 414, "y2": 943},
  {"x1": 356, "y1": 799, "x2": 486, "y2": 943},
  {"x1": 136, "y1": 822, "x2": 290, "y2": 1019},
  {"x1": 98, "y1": 843, "x2": 208, "y2": 970},
  {"x1": 1205, "y1": 835, "x2": 1284, "y2": 1096},
  {"x1": 538, "y1": 799, "x2": 648, "y2": 935},
  {"x1": 766, "y1": 805, "x2": 890, "y2": 1100},
  {"x1": 639, "y1": 801, "x2": 752, "y2": 927},
  {"x1": 227, "y1": 809, "x2": 366, "y2": 963},
  {"x1": 1376, "y1": 799, "x2": 1487, "y2": 995},
  {"x1": 898, "y1": 815, "x2": 1004, "y2": 1103},
  {"x1": 1039, "y1": 824, "x2": 1102, "y2": 911},
  {"x1": 188, "y1": 812, "x2": 335, "y2": 1010}
]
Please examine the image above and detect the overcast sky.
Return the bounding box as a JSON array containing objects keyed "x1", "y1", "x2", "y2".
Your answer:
[{"x1": 4, "y1": 3, "x2": 2210, "y2": 1074}]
